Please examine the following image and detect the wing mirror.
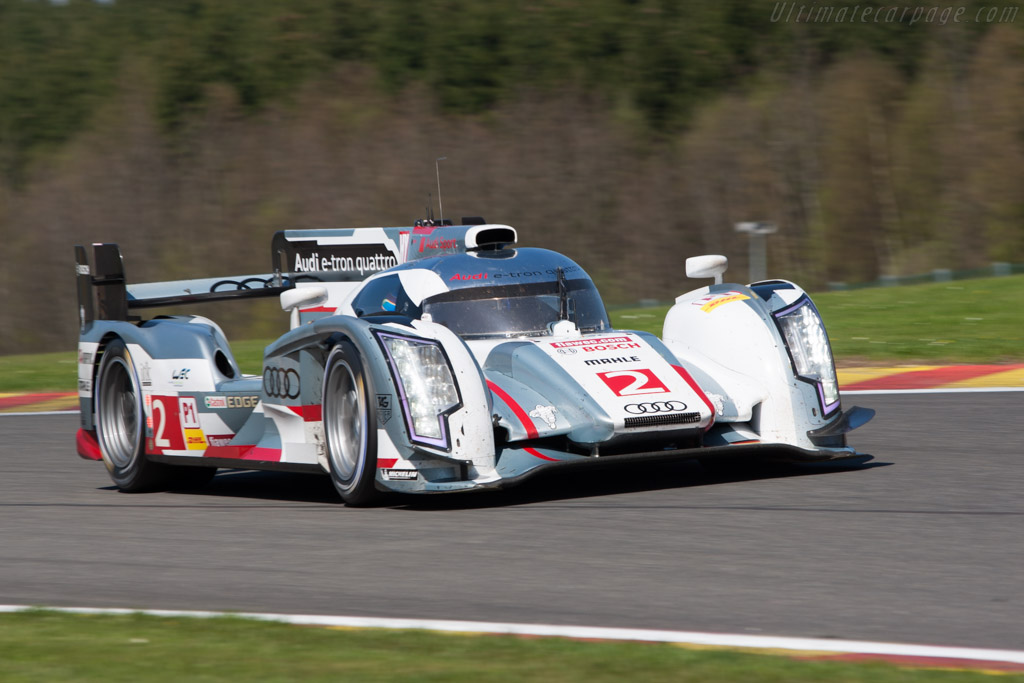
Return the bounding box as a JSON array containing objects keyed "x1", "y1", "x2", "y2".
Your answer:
[
  {"x1": 685, "y1": 255, "x2": 728, "y2": 284},
  {"x1": 281, "y1": 286, "x2": 329, "y2": 328}
]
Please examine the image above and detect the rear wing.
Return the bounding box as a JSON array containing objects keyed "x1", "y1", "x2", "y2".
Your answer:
[
  {"x1": 76, "y1": 222, "x2": 516, "y2": 327},
  {"x1": 74, "y1": 243, "x2": 289, "y2": 328}
]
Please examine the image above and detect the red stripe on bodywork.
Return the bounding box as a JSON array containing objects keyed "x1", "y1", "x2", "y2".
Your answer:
[
  {"x1": 486, "y1": 380, "x2": 539, "y2": 439},
  {"x1": 76, "y1": 429, "x2": 102, "y2": 461},
  {"x1": 203, "y1": 445, "x2": 282, "y2": 462},
  {"x1": 287, "y1": 405, "x2": 323, "y2": 422},
  {"x1": 524, "y1": 447, "x2": 558, "y2": 461},
  {"x1": 843, "y1": 364, "x2": 1024, "y2": 391},
  {"x1": 245, "y1": 447, "x2": 282, "y2": 461},
  {"x1": 300, "y1": 306, "x2": 336, "y2": 314},
  {"x1": 377, "y1": 458, "x2": 398, "y2": 469},
  {"x1": 672, "y1": 365, "x2": 716, "y2": 426}
]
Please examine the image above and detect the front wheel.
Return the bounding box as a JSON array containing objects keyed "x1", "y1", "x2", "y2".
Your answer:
[
  {"x1": 95, "y1": 340, "x2": 168, "y2": 491},
  {"x1": 322, "y1": 342, "x2": 379, "y2": 506}
]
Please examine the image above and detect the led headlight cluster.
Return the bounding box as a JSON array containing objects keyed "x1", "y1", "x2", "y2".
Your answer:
[
  {"x1": 376, "y1": 331, "x2": 461, "y2": 449},
  {"x1": 774, "y1": 298, "x2": 840, "y2": 415}
]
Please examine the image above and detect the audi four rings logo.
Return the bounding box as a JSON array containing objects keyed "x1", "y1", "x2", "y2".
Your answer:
[
  {"x1": 263, "y1": 367, "x2": 300, "y2": 399},
  {"x1": 624, "y1": 401, "x2": 688, "y2": 414}
]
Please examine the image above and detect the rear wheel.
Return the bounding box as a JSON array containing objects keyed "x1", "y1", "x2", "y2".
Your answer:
[
  {"x1": 95, "y1": 340, "x2": 168, "y2": 491},
  {"x1": 323, "y1": 342, "x2": 379, "y2": 506}
]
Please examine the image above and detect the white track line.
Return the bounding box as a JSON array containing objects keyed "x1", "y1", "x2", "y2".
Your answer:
[
  {"x1": 0, "y1": 410, "x2": 79, "y2": 417},
  {"x1": 844, "y1": 387, "x2": 1024, "y2": 395},
  {"x1": 1, "y1": 605, "x2": 1022, "y2": 666}
]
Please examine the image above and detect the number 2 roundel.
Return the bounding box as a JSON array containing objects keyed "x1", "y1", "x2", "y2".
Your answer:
[{"x1": 596, "y1": 369, "x2": 669, "y2": 396}]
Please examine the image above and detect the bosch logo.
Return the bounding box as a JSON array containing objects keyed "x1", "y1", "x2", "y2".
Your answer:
[
  {"x1": 624, "y1": 401, "x2": 688, "y2": 414},
  {"x1": 263, "y1": 367, "x2": 300, "y2": 399}
]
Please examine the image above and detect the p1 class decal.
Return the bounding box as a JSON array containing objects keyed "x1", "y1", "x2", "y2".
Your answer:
[
  {"x1": 178, "y1": 396, "x2": 207, "y2": 450},
  {"x1": 597, "y1": 369, "x2": 669, "y2": 397}
]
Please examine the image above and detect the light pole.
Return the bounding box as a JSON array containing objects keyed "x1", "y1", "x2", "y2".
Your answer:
[{"x1": 734, "y1": 221, "x2": 777, "y2": 283}]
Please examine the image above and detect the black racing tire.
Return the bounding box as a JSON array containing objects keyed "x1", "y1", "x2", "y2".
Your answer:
[
  {"x1": 94, "y1": 339, "x2": 170, "y2": 492},
  {"x1": 322, "y1": 341, "x2": 379, "y2": 506}
]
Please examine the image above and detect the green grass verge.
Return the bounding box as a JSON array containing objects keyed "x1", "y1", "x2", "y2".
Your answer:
[
  {"x1": 0, "y1": 350, "x2": 80, "y2": 394},
  {"x1": 4, "y1": 275, "x2": 1023, "y2": 393},
  {"x1": 1, "y1": 611, "x2": 1016, "y2": 683}
]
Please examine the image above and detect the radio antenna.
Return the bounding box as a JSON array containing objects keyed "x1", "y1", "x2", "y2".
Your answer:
[{"x1": 435, "y1": 156, "x2": 447, "y2": 222}]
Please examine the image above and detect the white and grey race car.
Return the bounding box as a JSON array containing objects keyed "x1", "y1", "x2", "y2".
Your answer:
[{"x1": 74, "y1": 220, "x2": 873, "y2": 504}]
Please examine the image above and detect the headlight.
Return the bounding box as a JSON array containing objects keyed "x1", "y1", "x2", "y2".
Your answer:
[
  {"x1": 774, "y1": 298, "x2": 840, "y2": 414},
  {"x1": 376, "y1": 332, "x2": 461, "y2": 449}
]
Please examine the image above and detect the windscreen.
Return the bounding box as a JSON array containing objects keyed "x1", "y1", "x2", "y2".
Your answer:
[{"x1": 421, "y1": 279, "x2": 610, "y2": 339}]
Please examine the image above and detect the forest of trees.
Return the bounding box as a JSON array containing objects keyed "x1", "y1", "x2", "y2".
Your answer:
[{"x1": 1, "y1": 0, "x2": 1022, "y2": 352}]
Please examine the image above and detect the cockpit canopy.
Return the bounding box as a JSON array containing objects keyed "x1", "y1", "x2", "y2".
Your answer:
[{"x1": 350, "y1": 248, "x2": 611, "y2": 339}]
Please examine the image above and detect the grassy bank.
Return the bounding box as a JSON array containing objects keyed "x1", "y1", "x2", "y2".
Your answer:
[
  {"x1": 1, "y1": 611, "x2": 1017, "y2": 683},
  {"x1": 613, "y1": 275, "x2": 1024, "y2": 364},
  {"x1": 3, "y1": 276, "x2": 1022, "y2": 394}
]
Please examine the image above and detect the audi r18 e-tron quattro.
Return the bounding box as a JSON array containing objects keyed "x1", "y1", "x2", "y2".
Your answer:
[{"x1": 74, "y1": 220, "x2": 873, "y2": 504}]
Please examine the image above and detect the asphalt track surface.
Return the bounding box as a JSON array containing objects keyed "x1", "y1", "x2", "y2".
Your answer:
[{"x1": 2, "y1": 392, "x2": 1021, "y2": 651}]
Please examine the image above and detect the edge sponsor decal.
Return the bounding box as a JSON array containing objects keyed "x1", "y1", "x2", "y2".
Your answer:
[
  {"x1": 205, "y1": 394, "x2": 261, "y2": 410},
  {"x1": 597, "y1": 369, "x2": 669, "y2": 397},
  {"x1": 692, "y1": 290, "x2": 750, "y2": 313},
  {"x1": 376, "y1": 394, "x2": 393, "y2": 425},
  {"x1": 382, "y1": 469, "x2": 418, "y2": 481}
]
